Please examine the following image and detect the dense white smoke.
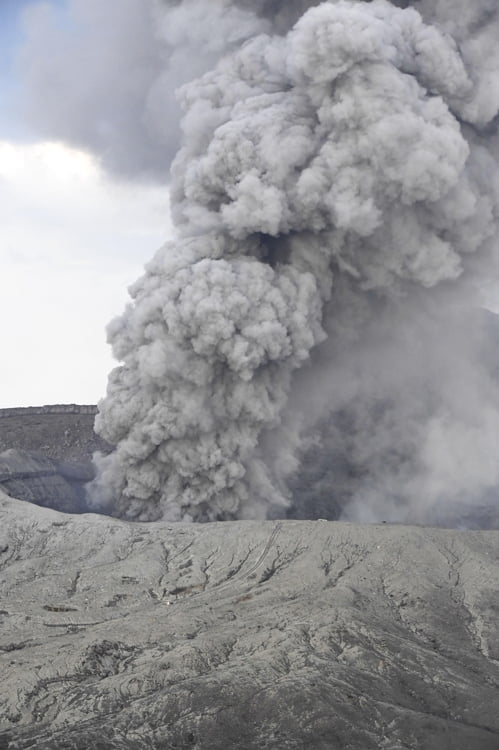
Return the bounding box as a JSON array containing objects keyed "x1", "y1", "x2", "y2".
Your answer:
[{"x1": 21, "y1": 1, "x2": 499, "y2": 525}]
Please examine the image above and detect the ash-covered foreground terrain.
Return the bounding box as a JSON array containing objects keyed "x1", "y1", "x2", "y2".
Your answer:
[{"x1": 0, "y1": 490, "x2": 498, "y2": 749}]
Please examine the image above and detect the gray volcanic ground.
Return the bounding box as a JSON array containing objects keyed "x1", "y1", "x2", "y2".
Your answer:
[{"x1": 1, "y1": 492, "x2": 498, "y2": 749}]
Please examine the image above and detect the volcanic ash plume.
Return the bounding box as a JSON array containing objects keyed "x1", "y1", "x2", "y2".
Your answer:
[{"x1": 89, "y1": 0, "x2": 499, "y2": 525}]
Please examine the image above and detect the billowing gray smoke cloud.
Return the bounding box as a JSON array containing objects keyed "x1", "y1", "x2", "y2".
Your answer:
[
  {"x1": 81, "y1": 0, "x2": 499, "y2": 526},
  {"x1": 24, "y1": 1, "x2": 499, "y2": 525}
]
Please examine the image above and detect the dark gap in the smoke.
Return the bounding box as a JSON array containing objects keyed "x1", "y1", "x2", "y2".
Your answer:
[
  {"x1": 466, "y1": 110, "x2": 499, "y2": 137},
  {"x1": 256, "y1": 233, "x2": 290, "y2": 268}
]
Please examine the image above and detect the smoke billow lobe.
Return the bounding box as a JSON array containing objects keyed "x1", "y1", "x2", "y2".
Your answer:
[{"x1": 32, "y1": 0, "x2": 498, "y2": 525}]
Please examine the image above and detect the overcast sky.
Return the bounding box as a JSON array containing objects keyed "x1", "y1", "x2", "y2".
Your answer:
[{"x1": 0, "y1": 0, "x2": 173, "y2": 407}]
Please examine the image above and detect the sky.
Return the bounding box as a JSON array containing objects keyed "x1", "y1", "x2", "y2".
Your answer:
[{"x1": 0, "y1": 0, "x2": 173, "y2": 407}]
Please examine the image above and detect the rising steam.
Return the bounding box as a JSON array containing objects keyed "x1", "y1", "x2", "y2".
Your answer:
[{"x1": 22, "y1": 1, "x2": 499, "y2": 525}]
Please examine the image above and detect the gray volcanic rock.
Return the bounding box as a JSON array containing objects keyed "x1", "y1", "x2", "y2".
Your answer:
[
  {"x1": 0, "y1": 406, "x2": 109, "y2": 464},
  {"x1": 0, "y1": 450, "x2": 93, "y2": 514},
  {"x1": 0, "y1": 406, "x2": 110, "y2": 517},
  {"x1": 0, "y1": 492, "x2": 498, "y2": 749}
]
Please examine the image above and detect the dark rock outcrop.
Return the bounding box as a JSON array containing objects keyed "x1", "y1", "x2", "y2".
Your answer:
[
  {"x1": 0, "y1": 405, "x2": 110, "y2": 464},
  {"x1": 0, "y1": 491, "x2": 497, "y2": 749}
]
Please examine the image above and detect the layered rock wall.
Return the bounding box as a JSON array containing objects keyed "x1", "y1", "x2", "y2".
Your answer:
[{"x1": 0, "y1": 405, "x2": 110, "y2": 464}]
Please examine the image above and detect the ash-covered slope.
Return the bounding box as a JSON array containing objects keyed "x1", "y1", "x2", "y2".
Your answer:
[{"x1": 1, "y1": 491, "x2": 497, "y2": 749}]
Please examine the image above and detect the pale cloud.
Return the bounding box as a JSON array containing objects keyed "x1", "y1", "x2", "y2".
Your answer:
[{"x1": 0, "y1": 140, "x2": 172, "y2": 407}]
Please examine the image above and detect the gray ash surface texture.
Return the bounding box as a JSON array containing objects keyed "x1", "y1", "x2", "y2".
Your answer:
[{"x1": 0, "y1": 493, "x2": 498, "y2": 749}]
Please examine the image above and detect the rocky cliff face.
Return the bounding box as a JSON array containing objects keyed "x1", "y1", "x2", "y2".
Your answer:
[
  {"x1": 0, "y1": 406, "x2": 109, "y2": 464},
  {"x1": 0, "y1": 450, "x2": 93, "y2": 514},
  {"x1": 0, "y1": 406, "x2": 112, "y2": 514},
  {"x1": 0, "y1": 491, "x2": 497, "y2": 749}
]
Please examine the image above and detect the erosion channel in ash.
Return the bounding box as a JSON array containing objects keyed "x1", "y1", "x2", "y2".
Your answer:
[{"x1": 0, "y1": 492, "x2": 498, "y2": 749}]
